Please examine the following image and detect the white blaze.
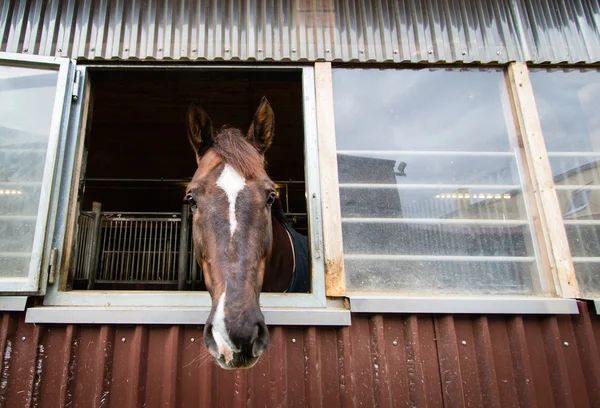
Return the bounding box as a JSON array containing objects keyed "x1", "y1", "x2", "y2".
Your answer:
[
  {"x1": 212, "y1": 290, "x2": 238, "y2": 364},
  {"x1": 212, "y1": 165, "x2": 246, "y2": 364},
  {"x1": 216, "y1": 164, "x2": 246, "y2": 236}
]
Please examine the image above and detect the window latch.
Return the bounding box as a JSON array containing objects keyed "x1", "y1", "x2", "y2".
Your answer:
[{"x1": 48, "y1": 248, "x2": 59, "y2": 285}]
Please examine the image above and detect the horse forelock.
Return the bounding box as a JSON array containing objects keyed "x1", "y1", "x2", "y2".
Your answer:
[{"x1": 211, "y1": 127, "x2": 266, "y2": 180}]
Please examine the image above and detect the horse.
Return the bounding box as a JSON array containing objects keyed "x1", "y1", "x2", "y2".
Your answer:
[{"x1": 185, "y1": 97, "x2": 309, "y2": 369}]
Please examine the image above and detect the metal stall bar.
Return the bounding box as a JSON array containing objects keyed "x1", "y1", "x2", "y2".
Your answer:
[
  {"x1": 73, "y1": 212, "x2": 93, "y2": 281},
  {"x1": 85, "y1": 202, "x2": 102, "y2": 290},
  {"x1": 178, "y1": 204, "x2": 190, "y2": 290},
  {"x1": 71, "y1": 180, "x2": 305, "y2": 289}
]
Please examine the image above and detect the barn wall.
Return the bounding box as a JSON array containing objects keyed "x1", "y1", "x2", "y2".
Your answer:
[
  {"x1": 1, "y1": 0, "x2": 599, "y2": 64},
  {"x1": 1, "y1": 302, "x2": 599, "y2": 407},
  {"x1": 2, "y1": 1, "x2": 600, "y2": 407}
]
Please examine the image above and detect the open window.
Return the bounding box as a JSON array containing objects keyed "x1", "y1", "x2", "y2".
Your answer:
[
  {"x1": 0, "y1": 53, "x2": 73, "y2": 305},
  {"x1": 33, "y1": 65, "x2": 337, "y2": 323},
  {"x1": 69, "y1": 69, "x2": 309, "y2": 292}
]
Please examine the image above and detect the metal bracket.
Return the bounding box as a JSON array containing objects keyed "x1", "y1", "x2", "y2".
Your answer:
[{"x1": 48, "y1": 248, "x2": 59, "y2": 285}]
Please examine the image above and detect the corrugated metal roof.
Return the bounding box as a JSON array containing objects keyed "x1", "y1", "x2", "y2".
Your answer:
[
  {"x1": 522, "y1": 0, "x2": 600, "y2": 63},
  {"x1": 0, "y1": 0, "x2": 599, "y2": 64},
  {"x1": 1, "y1": 303, "x2": 600, "y2": 407}
]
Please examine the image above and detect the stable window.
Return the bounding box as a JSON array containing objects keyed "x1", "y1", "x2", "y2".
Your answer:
[
  {"x1": 0, "y1": 53, "x2": 72, "y2": 309},
  {"x1": 27, "y1": 65, "x2": 346, "y2": 324},
  {"x1": 69, "y1": 69, "x2": 309, "y2": 292},
  {"x1": 530, "y1": 68, "x2": 600, "y2": 298},
  {"x1": 9, "y1": 62, "x2": 582, "y2": 318},
  {"x1": 327, "y1": 67, "x2": 576, "y2": 313}
]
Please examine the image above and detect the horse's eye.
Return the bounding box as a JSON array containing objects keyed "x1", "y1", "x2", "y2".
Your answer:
[
  {"x1": 266, "y1": 191, "x2": 277, "y2": 206},
  {"x1": 185, "y1": 194, "x2": 197, "y2": 208}
]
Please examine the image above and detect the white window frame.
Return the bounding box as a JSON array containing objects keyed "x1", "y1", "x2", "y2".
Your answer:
[
  {"x1": 26, "y1": 64, "x2": 350, "y2": 325},
  {"x1": 0, "y1": 52, "x2": 73, "y2": 297}
]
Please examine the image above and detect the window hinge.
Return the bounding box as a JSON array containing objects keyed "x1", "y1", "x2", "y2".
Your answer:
[
  {"x1": 48, "y1": 248, "x2": 59, "y2": 285},
  {"x1": 72, "y1": 70, "x2": 81, "y2": 100}
]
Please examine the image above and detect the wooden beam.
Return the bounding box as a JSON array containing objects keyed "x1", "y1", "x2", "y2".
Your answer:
[
  {"x1": 507, "y1": 62, "x2": 580, "y2": 298},
  {"x1": 314, "y1": 62, "x2": 345, "y2": 296}
]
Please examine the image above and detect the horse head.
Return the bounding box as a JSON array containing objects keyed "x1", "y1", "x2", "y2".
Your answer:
[{"x1": 185, "y1": 97, "x2": 276, "y2": 369}]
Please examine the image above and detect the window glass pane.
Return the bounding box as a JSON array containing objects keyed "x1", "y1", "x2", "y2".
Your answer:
[
  {"x1": 0, "y1": 65, "x2": 58, "y2": 278},
  {"x1": 531, "y1": 68, "x2": 600, "y2": 297},
  {"x1": 333, "y1": 68, "x2": 541, "y2": 295}
]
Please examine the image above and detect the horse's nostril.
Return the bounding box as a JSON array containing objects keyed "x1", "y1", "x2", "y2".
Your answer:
[
  {"x1": 252, "y1": 321, "x2": 269, "y2": 357},
  {"x1": 203, "y1": 324, "x2": 217, "y2": 351},
  {"x1": 250, "y1": 324, "x2": 260, "y2": 344}
]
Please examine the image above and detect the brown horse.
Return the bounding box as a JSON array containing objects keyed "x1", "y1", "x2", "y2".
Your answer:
[{"x1": 185, "y1": 97, "x2": 309, "y2": 369}]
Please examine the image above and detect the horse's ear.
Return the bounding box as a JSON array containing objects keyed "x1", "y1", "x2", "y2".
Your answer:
[
  {"x1": 187, "y1": 99, "x2": 213, "y2": 161},
  {"x1": 248, "y1": 96, "x2": 274, "y2": 153}
]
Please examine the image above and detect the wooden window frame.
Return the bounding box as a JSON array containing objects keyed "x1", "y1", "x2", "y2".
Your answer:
[{"x1": 506, "y1": 62, "x2": 579, "y2": 299}]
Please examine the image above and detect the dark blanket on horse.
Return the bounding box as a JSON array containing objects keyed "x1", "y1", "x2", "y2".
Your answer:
[{"x1": 282, "y1": 222, "x2": 310, "y2": 293}]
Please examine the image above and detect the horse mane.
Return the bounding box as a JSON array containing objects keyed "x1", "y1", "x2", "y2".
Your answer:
[
  {"x1": 211, "y1": 126, "x2": 289, "y2": 226},
  {"x1": 211, "y1": 126, "x2": 265, "y2": 179}
]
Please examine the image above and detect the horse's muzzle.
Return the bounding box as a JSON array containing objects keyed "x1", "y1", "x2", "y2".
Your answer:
[{"x1": 204, "y1": 319, "x2": 269, "y2": 370}]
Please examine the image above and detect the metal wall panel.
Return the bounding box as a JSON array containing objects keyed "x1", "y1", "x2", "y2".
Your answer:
[
  {"x1": 1, "y1": 302, "x2": 599, "y2": 407},
  {"x1": 1, "y1": 0, "x2": 599, "y2": 64}
]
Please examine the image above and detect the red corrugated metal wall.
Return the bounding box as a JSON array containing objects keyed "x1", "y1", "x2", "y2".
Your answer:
[{"x1": 1, "y1": 302, "x2": 599, "y2": 407}]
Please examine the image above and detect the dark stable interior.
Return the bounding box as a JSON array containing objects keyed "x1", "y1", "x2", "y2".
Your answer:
[{"x1": 72, "y1": 69, "x2": 307, "y2": 291}]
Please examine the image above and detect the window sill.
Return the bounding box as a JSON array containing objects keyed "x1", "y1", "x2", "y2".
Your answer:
[
  {"x1": 25, "y1": 301, "x2": 350, "y2": 325},
  {"x1": 0, "y1": 296, "x2": 28, "y2": 311},
  {"x1": 348, "y1": 294, "x2": 579, "y2": 314},
  {"x1": 21, "y1": 295, "x2": 581, "y2": 324},
  {"x1": 593, "y1": 299, "x2": 600, "y2": 314},
  {"x1": 42, "y1": 290, "x2": 327, "y2": 308}
]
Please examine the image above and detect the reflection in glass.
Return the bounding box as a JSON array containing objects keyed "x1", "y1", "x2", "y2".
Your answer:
[
  {"x1": 333, "y1": 68, "x2": 541, "y2": 295},
  {"x1": 531, "y1": 69, "x2": 600, "y2": 297},
  {"x1": 333, "y1": 68, "x2": 514, "y2": 152},
  {"x1": 337, "y1": 151, "x2": 521, "y2": 185},
  {"x1": 340, "y1": 186, "x2": 527, "y2": 220},
  {"x1": 0, "y1": 65, "x2": 58, "y2": 278}
]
